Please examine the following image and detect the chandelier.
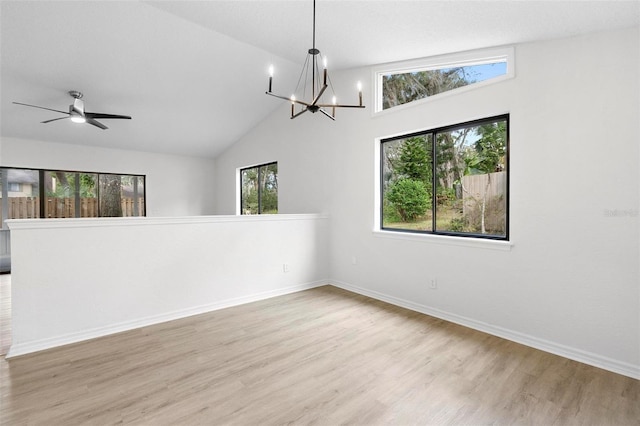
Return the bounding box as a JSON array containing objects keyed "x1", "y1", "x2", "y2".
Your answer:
[{"x1": 265, "y1": 0, "x2": 365, "y2": 120}]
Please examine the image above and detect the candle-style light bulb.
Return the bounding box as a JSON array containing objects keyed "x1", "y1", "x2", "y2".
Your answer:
[
  {"x1": 323, "y1": 57, "x2": 328, "y2": 85},
  {"x1": 332, "y1": 96, "x2": 337, "y2": 105},
  {"x1": 357, "y1": 81, "x2": 363, "y2": 106},
  {"x1": 268, "y1": 65, "x2": 274, "y2": 92},
  {"x1": 290, "y1": 95, "x2": 296, "y2": 116}
]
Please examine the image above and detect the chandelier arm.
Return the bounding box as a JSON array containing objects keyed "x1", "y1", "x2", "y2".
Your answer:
[
  {"x1": 318, "y1": 108, "x2": 336, "y2": 121},
  {"x1": 266, "y1": 92, "x2": 312, "y2": 106},
  {"x1": 291, "y1": 108, "x2": 308, "y2": 119},
  {"x1": 315, "y1": 103, "x2": 366, "y2": 109},
  {"x1": 293, "y1": 98, "x2": 312, "y2": 107},
  {"x1": 310, "y1": 84, "x2": 328, "y2": 105}
]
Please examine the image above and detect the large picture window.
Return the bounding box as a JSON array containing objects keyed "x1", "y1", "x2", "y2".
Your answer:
[
  {"x1": 240, "y1": 162, "x2": 278, "y2": 215},
  {"x1": 381, "y1": 115, "x2": 508, "y2": 240},
  {"x1": 1, "y1": 167, "x2": 145, "y2": 219}
]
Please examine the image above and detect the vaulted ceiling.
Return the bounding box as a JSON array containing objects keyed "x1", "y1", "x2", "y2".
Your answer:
[{"x1": 1, "y1": 1, "x2": 638, "y2": 158}]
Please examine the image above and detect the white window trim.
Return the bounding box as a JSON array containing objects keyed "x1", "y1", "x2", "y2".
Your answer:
[{"x1": 372, "y1": 46, "x2": 515, "y2": 116}]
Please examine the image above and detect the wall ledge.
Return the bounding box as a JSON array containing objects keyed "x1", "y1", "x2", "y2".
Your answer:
[{"x1": 6, "y1": 213, "x2": 329, "y2": 230}]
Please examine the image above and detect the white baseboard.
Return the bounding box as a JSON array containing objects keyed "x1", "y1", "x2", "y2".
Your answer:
[
  {"x1": 330, "y1": 280, "x2": 640, "y2": 380},
  {"x1": 6, "y1": 280, "x2": 328, "y2": 359}
]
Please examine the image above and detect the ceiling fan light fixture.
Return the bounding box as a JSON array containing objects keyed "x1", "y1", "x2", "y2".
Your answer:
[
  {"x1": 70, "y1": 114, "x2": 86, "y2": 124},
  {"x1": 265, "y1": 0, "x2": 365, "y2": 120},
  {"x1": 13, "y1": 90, "x2": 131, "y2": 130}
]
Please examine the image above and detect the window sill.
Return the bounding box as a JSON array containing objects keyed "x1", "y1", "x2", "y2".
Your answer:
[{"x1": 372, "y1": 229, "x2": 513, "y2": 251}]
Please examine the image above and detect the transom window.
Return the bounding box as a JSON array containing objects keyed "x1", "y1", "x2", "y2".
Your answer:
[
  {"x1": 240, "y1": 162, "x2": 278, "y2": 215},
  {"x1": 374, "y1": 47, "x2": 514, "y2": 113},
  {"x1": 380, "y1": 115, "x2": 509, "y2": 240}
]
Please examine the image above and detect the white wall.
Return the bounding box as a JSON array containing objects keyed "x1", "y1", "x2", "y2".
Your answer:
[
  {"x1": 7, "y1": 214, "x2": 329, "y2": 357},
  {"x1": 0, "y1": 137, "x2": 216, "y2": 216},
  {"x1": 214, "y1": 27, "x2": 640, "y2": 378},
  {"x1": 213, "y1": 112, "x2": 334, "y2": 215}
]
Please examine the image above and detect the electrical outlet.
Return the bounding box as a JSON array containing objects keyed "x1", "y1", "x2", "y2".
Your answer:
[
  {"x1": 283, "y1": 263, "x2": 290, "y2": 273},
  {"x1": 429, "y1": 278, "x2": 437, "y2": 289}
]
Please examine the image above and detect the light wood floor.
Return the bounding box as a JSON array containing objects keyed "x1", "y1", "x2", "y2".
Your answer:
[
  {"x1": 1, "y1": 285, "x2": 638, "y2": 425},
  {"x1": 0, "y1": 274, "x2": 10, "y2": 356}
]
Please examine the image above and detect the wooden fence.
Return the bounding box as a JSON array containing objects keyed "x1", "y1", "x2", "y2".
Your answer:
[
  {"x1": 461, "y1": 171, "x2": 506, "y2": 213},
  {"x1": 4, "y1": 197, "x2": 144, "y2": 219}
]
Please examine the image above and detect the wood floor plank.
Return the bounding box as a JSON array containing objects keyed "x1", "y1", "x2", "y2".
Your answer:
[{"x1": 1, "y1": 285, "x2": 638, "y2": 425}]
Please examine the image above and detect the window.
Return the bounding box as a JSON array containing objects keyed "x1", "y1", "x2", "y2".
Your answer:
[
  {"x1": 374, "y1": 47, "x2": 513, "y2": 113},
  {"x1": 44, "y1": 171, "x2": 98, "y2": 218},
  {"x1": 98, "y1": 174, "x2": 145, "y2": 217},
  {"x1": 1, "y1": 167, "x2": 145, "y2": 219},
  {"x1": 1, "y1": 168, "x2": 40, "y2": 273},
  {"x1": 240, "y1": 162, "x2": 278, "y2": 215},
  {"x1": 380, "y1": 115, "x2": 508, "y2": 240}
]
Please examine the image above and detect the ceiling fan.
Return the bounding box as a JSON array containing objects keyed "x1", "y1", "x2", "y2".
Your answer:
[{"x1": 13, "y1": 90, "x2": 131, "y2": 130}]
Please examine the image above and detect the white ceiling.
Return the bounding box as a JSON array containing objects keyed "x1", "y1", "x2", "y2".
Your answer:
[{"x1": 1, "y1": 1, "x2": 638, "y2": 158}]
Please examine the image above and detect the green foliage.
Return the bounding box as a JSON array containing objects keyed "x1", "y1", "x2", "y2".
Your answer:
[
  {"x1": 382, "y1": 196, "x2": 403, "y2": 223},
  {"x1": 448, "y1": 217, "x2": 467, "y2": 232},
  {"x1": 241, "y1": 163, "x2": 278, "y2": 214},
  {"x1": 464, "y1": 121, "x2": 507, "y2": 175},
  {"x1": 382, "y1": 68, "x2": 471, "y2": 109},
  {"x1": 261, "y1": 187, "x2": 278, "y2": 214},
  {"x1": 46, "y1": 172, "x2": 97, "y2": 198},
  {"x1": 397, "y1": 137, "x2": 431, "y2": 184},
  {"x1": 387, "y1": 178, "x2": 430, "y2": 221},
  {"x1": 436, "y1": 187, "x2": 457, "y2": 206}
]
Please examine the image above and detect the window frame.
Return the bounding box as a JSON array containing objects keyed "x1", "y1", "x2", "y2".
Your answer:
[
  {"x1": 239, "y1": 161, "x2": 278, "y2": 215},
  {"x1": 372, "y1": 46, "x2": 514, "y2": 115},
  {"x1": 0, "y1": 166, "x2": 146, "y2": 219},
  {"x1": 378, "y1": 114, "x2": 510, "y2": 241}
]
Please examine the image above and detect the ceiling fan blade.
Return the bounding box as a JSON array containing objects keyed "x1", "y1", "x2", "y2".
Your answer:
[
  {"x1": 85, "y1": 112, "x2": 131, "y2": 120},
  {"x1": 41, "y1": 116, "x2": 70, "y2": 124},
  {"x1": 86, "y1": 118, "x2": 108, "y2": 130},
  {"x1": 13, "y1": 102, "x2": 69, "y2": 115}
]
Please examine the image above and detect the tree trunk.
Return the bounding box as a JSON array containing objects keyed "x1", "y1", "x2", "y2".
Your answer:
[
  {"x1": 100, "y1": 175, "x2": 122, "y2": 217},
  {"x1": 481, "y1": 174, "x2": 491, "y2": 234}
]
